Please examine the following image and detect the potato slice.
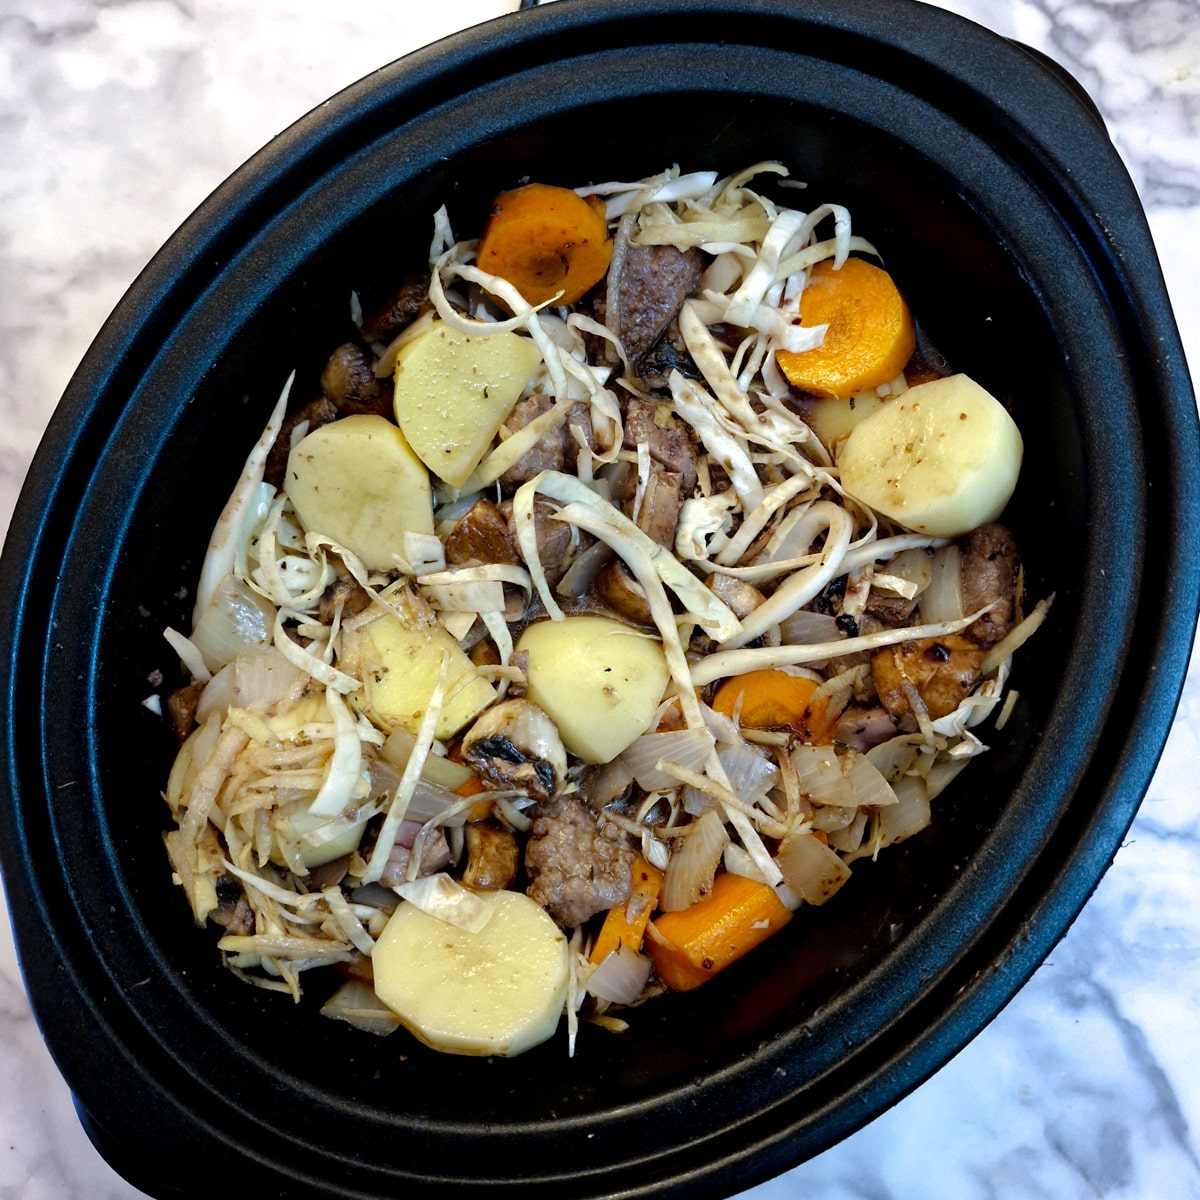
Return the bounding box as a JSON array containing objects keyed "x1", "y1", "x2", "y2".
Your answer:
[
  {"x1": 284, "y1": 413, "x2": 432, "y2": 571},
  {"x1": 517, "y1": 616, "x2": 670, "y2": 764},
  {"x1": 339, "y1": 611, "x2": 495, "y2": 740},
  {"x1": 393, "y1": 321, "x2": 542, "y2": 487},
  {"x1": 373, "y1": 889, "x2": 569, "y2": 1056},
  {"x1": 837, "y1": 374, "x2": 1023, "y2": 537}
]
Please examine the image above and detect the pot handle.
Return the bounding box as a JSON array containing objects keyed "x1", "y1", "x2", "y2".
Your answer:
[{"x1": 1005, "y1": 39, "x2": 1107, "y2": 129}]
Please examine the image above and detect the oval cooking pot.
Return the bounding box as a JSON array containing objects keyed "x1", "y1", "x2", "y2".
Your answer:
[{"x1": 1, "y1": 1, "x2": 1197, "y2": 1197}]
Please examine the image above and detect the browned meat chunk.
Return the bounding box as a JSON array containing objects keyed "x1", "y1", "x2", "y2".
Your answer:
[
  {"x1": 833, "y1": 705, "x2": 898, "y2": 752},
  {"x1": 499, "y1": 394, "x2": 565, "y2": 489},
  {"x1": 525, "y1": 797, "x2": 634, "y2": 929},
  {"x1": 360, "y1": 274, "x2": 430, "y2": 344},
  {"x1": 627, "y1": 467, "x2": 683, "y2": 548},
  {"x1": 637, "y1": 322, "x2": 699, "y2": 390},
  {"x1": 960, "y1": 523, "x2": 1019, "y2": 646},
  {"x1": 378, "y1": 828, "x2": 452, "y2": 887},
  {"x1": 265, "y1": 395, "x2": 337, "y2": 488},
  {"x1": 498, "y1": 397, "x2": 597, "y2": 490},
  {"x1": 502, "y1": 498, "x2": 574, "y2": 586},
  {"x1": 864, "y1": 591, "x2": 918, "y2": 626},
  {"x1": 320, "y1": 343, "x2": 393, "y2": 417},
  {"x1": 623, "y1": 397, "x2": 698, "y2": 493},
  {"x1": 461, "y1": 821, "x2": 521, "y2": 891},
  {"x1": 445, "y1": 497, "x2": 519, "y2": 566},
  {"x1": 870, "y1": 634, "x2": 984, "y2": 726},
  {"x1": 564, "y1": 403, "x2": 597, "y2": 470},
  {"x1": 165, "y1": 680, "x2": 204, "y2": 744},
  {"x1": 611, "y1": 244, "x2": 704, "y2": 362}
]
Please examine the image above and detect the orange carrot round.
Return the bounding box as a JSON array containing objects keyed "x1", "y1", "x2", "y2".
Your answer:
[
  {"x1": 477, "y1": 183, "x2": 613, "y2": 308},
  {"x1": 776, "y1": 257, "x2": 915, "y2": 398},
  {"x1": 712, "y1": 668, "x2": 819, "y2": 732}
]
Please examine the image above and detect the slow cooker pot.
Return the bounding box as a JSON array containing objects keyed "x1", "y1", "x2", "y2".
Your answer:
[{"x1": 1, "y1": 1, "x2": 1196, "y2": 1197}]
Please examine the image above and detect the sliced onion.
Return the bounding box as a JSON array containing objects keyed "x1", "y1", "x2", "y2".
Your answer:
[
  {"x1": 586, "y1": 944, "x2": 653, "y2": 1005},
  {"x1": 844, "y1": 752, "x2": 898, "y2": 809},
  {"x1": 826, "y1": 810, "x2": 869, "y2": 855},
  {"x1": 190, "y1": 573, "x2": 276, "y2": 673},
  {"x1": 878, "y1": 775, "x2": 931, "y2": 845},
  {"x1": 620, "y1": 728, "x2": 715, "y2": 791},
  {"x1": 320, "y1": 978, "x2": 400, "y2": 1037},
  {"x1": 721, "y1": 841, "x2": 805, "y2": 915},
  {"x1": 778, "y1": 609, "x2": 841, "y2": 646},
  {"x1": 775, "y1": 829, "x2": 852, "y2": 905},
  {"x1": 865, "y1": 735, "x2": 922, "y2": 783},
  {"x1": 717, "y1": 743, "x2": 779, "y2": 805},
  {"x1": 660, "y1": 809, "x2": 729, "y2": 912},
  {"x1": 393, "y1": 873, "x2": 493, "y2": 933},
  {"x1": 921, "y1": 545, "x2": 964, "y2": 623},
  {"x1": 790, "y1": 744, "x2": 855, "y2": 807},
  {"x1": 555, "y1": 539, "x2": 613, "y2": 599}
]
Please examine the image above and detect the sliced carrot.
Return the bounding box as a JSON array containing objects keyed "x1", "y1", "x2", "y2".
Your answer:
[
  {"x1": 588, "y1": 855, "x2": 664, "y2": 966},
  {"x1": 776, "y1": 257, "x2": 915, "y2": 399},
  {"x1": 712, "y1": 669, "x2": 819, "y2": 732},
  {"x1": 646, "y1": 871, "x2": 792, "y2": 991},
  {"x1": 477, "y1": 183, "x2": 613, "y2": 308}
]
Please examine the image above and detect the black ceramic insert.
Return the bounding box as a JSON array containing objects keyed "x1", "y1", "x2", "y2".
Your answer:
[{"x1": 1, "y1": 2, "x2": 1196, "y2": 1197}]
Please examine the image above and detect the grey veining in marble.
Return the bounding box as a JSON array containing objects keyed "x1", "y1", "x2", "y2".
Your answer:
[{"x1": 1, "y1": 1, "x2": 1198, "y2": 1198}]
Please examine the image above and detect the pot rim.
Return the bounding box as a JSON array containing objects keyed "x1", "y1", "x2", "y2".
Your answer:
[{"x1": 2, "y1": 2, "x2": 1197, "y2": 1197}]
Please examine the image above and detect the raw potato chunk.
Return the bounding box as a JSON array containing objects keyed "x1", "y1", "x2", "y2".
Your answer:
[
  {"x1": 373, "y1": 889, "x2": 569, "y2": 1056},
  {"x1": 517, "y1": 616, "x2": 670, "y2": 764},
  {"x1": 393, "y1": 321, "x2": 542, "y2": 487},
  {"x1": 340, "y1": 612, "x2": 494, "y2": 739},
  {"x1": 837, "y1": 374, "x2": 1023, "y2": 537},
  {"x1": 285, "y1": 413, "x2": 433, "y2": 571}
]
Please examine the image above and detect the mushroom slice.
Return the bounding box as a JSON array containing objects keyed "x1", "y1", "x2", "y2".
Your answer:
[{"x1": 461, "y1": 699, "x2": 568, "y2": 802}]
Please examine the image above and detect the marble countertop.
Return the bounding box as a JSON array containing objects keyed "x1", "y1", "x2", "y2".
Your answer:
[{"x1": 1, "y1": 1, "x2": 1197, "y2": 1197}]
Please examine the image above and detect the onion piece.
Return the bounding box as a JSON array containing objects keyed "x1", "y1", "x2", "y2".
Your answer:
[
  {"x1": 775, "y1": 829, "x2": 852, "y2": 905},
  {"x1": 844, "y1": 751, "x2": 898, "y2": 809},
  {"x1": 659, "y1": 809, "x2": 730, "y2": 912},
  {"x1": 586, "y1": 945, "x2": 653, "y2": 1005},
  {"x1": 361, "y1": 652, "x2": 449, "y2": 885},
  {"x1": 163, "y1": 626, "x2": 212, "y2": 685},
  {"x1": 393, "y1": 873, "x2": 494, "y2": 934},
  {"x1": 189, "y1": 573, "x2": 276, "y2": 673},
  {"x1": 921, "y1": 545, "x2": 965, "y2": 623},
  {"x1": 790, "y1": 744, "x2": 855, "y2": 807},
  {"x1": 619, "y1": 728, "x2": 715, "y2": 791},
  {"x1": 320, "y1": 978, "x2": 401, "y2": 1037},
  {"x1": 717, "y1": 742, "x2": 780, "y2": 805},
  {"x1": 878, "y1": 775, "x2": 931, "y2": 845}
]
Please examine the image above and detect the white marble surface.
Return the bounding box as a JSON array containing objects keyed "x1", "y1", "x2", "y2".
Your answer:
[{"x1": 1, "y1": 0, "x2": 1197, "y2": 1197}]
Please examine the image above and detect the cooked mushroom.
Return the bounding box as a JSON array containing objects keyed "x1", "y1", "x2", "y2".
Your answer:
[
  {"x1": 461, "y1": 821, "x2": 521, "y2": 891},
  {"x1": 594, "y1": 558, "x2": 654, "y2": 626},
  {"x1": 706, "y1": 571, "x2": 766, "y2": 619},
  {"x1": 870, "y1": 634, "x2": 984, "y2": 726},
  {"x1": 461, "y1": 699, "x2": 568, "y2": 803}
]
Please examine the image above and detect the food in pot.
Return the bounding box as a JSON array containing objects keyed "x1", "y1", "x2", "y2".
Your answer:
[{"x1": 159, "y1": 164, "x2": 1049, "y2": 1056}]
